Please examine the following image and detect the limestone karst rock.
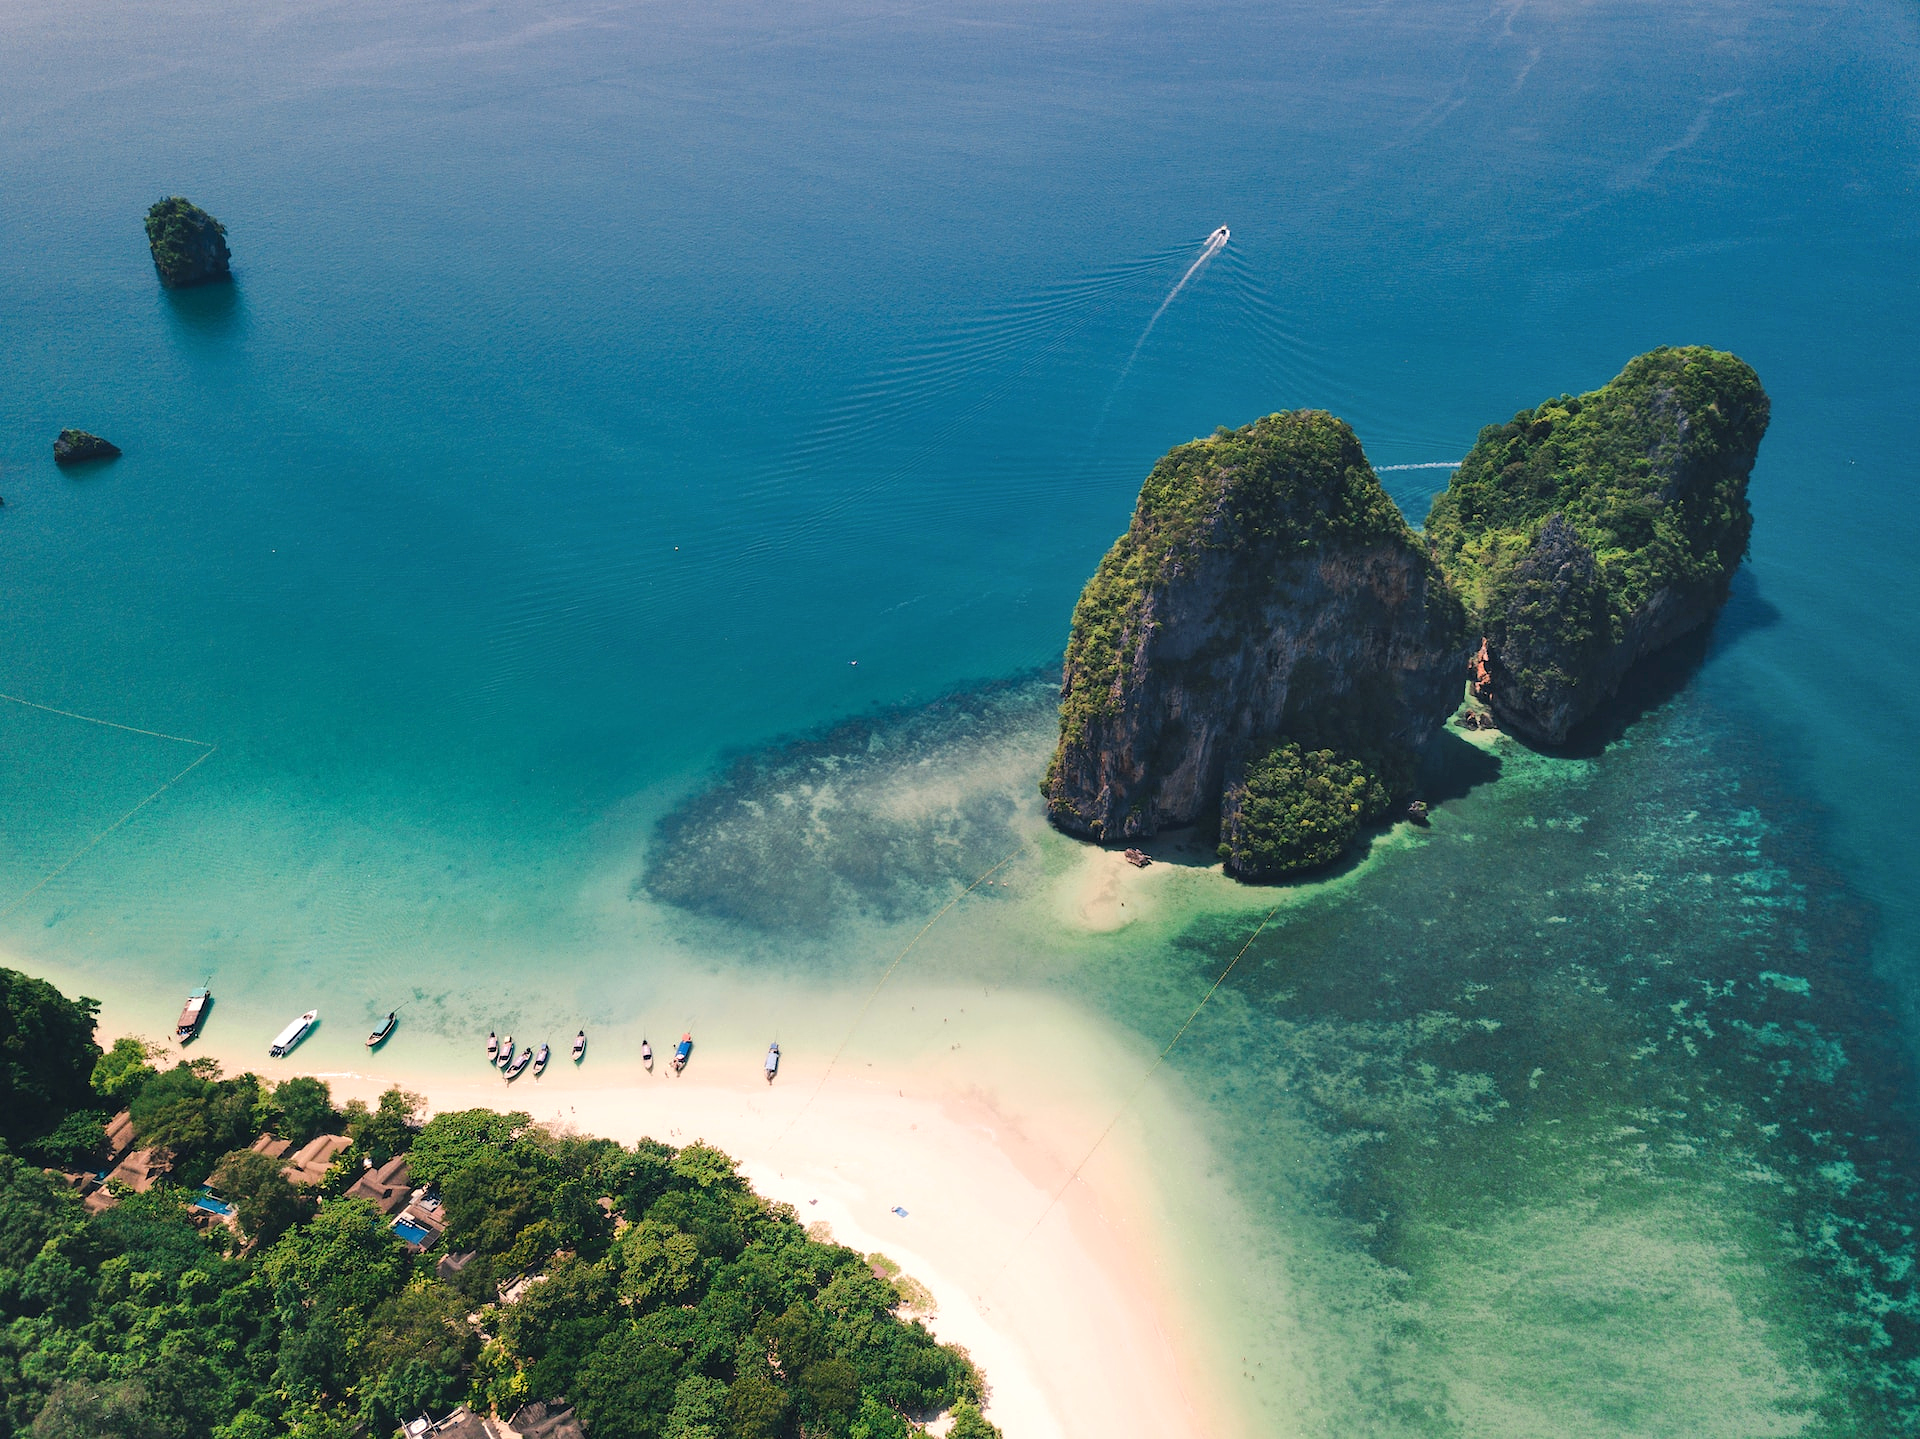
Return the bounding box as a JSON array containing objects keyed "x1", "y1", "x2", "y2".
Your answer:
[
  {"x1": 1426, "y1": 347, "x2": 1769, "y2": 744},
  {"x1": 1044, "y1": 410, "x2": 1467, "y2": 878},
  {"x1": 145, "y1": 197, "x2": 231, "y2": 288},
  {"x1": 54, "y1": 430, "x2": 121, "y2": 464}
]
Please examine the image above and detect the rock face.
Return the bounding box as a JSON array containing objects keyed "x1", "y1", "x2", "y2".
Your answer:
[
  {"x1": 1426, "y1": 347, "x2": 1769, "y2": 745},
  {"x1": 1044, "y1": 410, "x2": 1467, "y2": 869},
  {"x1": 53, "y1": 430, "x2": 121, "y2": 464},
  {"x1": 144, "y1": 197, "x2": 231, "y2": 288}
]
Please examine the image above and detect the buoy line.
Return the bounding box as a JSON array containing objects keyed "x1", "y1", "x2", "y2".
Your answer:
[
  {"x1": 0, "y1": 690, "x2": 218, "y2": 918},
  {"x1": 991, "y1": 895, "x2": 1287, "y2": 1284}
]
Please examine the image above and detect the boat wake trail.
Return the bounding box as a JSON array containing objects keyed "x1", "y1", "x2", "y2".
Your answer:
[{"x1": 1094, "y1": 225, "x2": 1230, "y2": 429}]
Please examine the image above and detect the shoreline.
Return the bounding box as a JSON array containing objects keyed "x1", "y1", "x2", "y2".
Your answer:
[{"x1": 142, "y1": 998, "x2": 1223, "y2": 1439}]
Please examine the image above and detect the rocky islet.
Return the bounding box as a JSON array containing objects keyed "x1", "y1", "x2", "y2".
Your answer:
[
  {"x1": 1043, "y1": 409, "x2": 1467, "y2": 879},
  {"x1": 1427, "y1": 346, "x2": 1770, "y2": 743},
  {"x1": 1046, "y1": 346, "x2": 1769, "y2": 879},
  {"x1": 143, "y1": 195, "x2": 230, "y2": 288},
  {"x1": 53, "y1": 429, "x2": 121, "y2": 464}
]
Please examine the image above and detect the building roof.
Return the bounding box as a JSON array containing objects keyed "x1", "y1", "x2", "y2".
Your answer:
[
  {"x1": 282, "y1": 1133, "x2": 352, "y2": 1187},
  {"x1": 403, "y1": 1406, "x2": 501, "y2": 1438},
  {"x1": 108, "y1": 1147, "x2": 171, "y2": 1193},
  {"x1": 103, "y1": 1111, "x2": 137, "y2": 1165},
  {"x1": 250, "y1": 1133, "x2": 293, "y2": 1160},
  {"x1": 344, "y1": 1154, "x2": 412, "y2": 1214},
  {"x1": 503, "y1": 1401, "x2": 585, "y2": 1439},
  {"x1": 436, "y1": 1249, "x2": 479, "y2": 1280}
]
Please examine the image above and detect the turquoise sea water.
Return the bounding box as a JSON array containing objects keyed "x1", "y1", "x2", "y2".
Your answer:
[{"x1": 3, "y1": 0, "x2": 1919, "y2": 1432}]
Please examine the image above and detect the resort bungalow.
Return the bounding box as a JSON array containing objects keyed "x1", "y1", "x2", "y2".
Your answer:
[
  {"x1": 249, "y1": 1133, "x2": 293, "y2": 1162},
  {"x1": 345, "y1": 1155, "x2": 413, "y2": 1215},
  {"x1": 103, "y1": 1110, "x2": 137, "y2": 1168},
  {"x1": 82, "y1": 1139, "x2": 174, "y2": 1214},
  {"x1": 282, "y1": 1133, "x2": 353, "y2": 1187}
]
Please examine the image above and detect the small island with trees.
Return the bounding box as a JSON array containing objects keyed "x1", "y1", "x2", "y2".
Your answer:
[{"x1": 0, "y1": 967, "x2": 1001, "y2": 1439}]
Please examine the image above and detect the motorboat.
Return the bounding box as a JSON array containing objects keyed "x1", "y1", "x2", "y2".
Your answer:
[
  {"x1": 367, "y1": 1011, "x2": 397, "y2": 1049},
  {"x1": 175, "y1": 987, "x2": 211, "y2": 1044},
  {"x1": 486, "y1": 1031, "x2": 499, "y2": 1063},
  {"x1": 1208, "y1": 225, "x2": 1230, "y2": 247},
  {"x1": 506, "y1": 1046, "x2": 533, "y2": 1080},
  {"x1": 269, "y1": 1010, "x2": 318, "y2": 1058},
  {"x1": 533, "y1": 1042, "x2": 550, "y2": 1076},
  {"x1": 764, "y1": 1042, "x2": 780, "y2": 1083},
  {"x1": 497, "y1": 1035, "x2": 515, "y2": 1070},
  {"x1": 571, "y1": 1030, "x2": 586, "y2": 1062},
  {"x1": 641, "y1": 1037, "x2": 653, "y2": 1071},
  {"x1": 671, "y1": 1033, "x2": 692, "y2": 1074}
]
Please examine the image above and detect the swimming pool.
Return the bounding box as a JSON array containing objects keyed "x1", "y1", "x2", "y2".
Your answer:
[
  {"x1": 391, "y1": 1217, "x2": 434, "y2": 1247},
  {"x1": 193, "y1": 1192, "x2": 235, "y2": 1217}
]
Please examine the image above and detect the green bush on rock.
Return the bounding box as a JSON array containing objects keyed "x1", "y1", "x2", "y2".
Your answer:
[{"x1": 1219, "y1": 741, "x2": 1391, "y2": 880}]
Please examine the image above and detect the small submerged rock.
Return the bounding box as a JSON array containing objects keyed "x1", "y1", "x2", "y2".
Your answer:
[
  {"x1": 145, "y1": 196, "x2": 231, "y2": 288},
  {"x1": 54, "y1": 429, "x2": 121, "y2": 464}
]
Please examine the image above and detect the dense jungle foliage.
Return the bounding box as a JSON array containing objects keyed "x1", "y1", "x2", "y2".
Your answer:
[
  {"x1": 1423, "y1": 346, "x2": 1769, "y2": 630},
  {"x1": 0, "y1": 970, "x2": 996, "y2": 1439}
]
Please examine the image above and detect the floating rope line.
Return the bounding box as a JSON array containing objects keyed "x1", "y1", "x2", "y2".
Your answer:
[
  {"x1": 765, "y1": 841, "x2": 1029, "y2": 1156},
  {"x1": 1375, "y1": 460, "x2": 1465, "y2": 471},
  {"x1": 0, "y1": 691, "x2": 218, "y2": 918},
  {"x1": 993, "y1": 895, "x2": 1287, "y2": 1281}
]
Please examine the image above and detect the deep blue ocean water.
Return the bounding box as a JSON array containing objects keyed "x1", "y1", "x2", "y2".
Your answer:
[{"x1": 3, "y1": 0, "x2": 1918, "y2": 1432}]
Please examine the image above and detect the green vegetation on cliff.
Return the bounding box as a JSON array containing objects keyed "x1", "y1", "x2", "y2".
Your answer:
[
  {"x1": 1425, "y1": 346, "x2": 1769, "y2": 629},
  {"x1": 0, "y1": 969, "x2": 995, "y2": 1439},
  {"x1": 1056, "y1": 410, "x2": 1411, "y2": 743}
]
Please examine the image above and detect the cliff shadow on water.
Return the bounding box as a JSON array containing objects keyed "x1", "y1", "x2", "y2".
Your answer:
[{"x1": 1516, "y1": 566, "x2": 1784, "y2": 762}]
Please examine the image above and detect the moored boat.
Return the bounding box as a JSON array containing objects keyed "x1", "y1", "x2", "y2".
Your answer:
[
  {"x1": 764, "y1": 1041, "x2": 780, "y2": 1083},
  {"x1": 506, "y1": 1046, "x2": 533, "y2": 1080},
  {"x1": 672, "y1": 1033, "x2": 692, "y2": 1074},
  {"x1": 486, "y1": 1031, "x2": 499, "y2": 1063},
  {"x1": 571, "y1": 1029, "x2": 586, "y2": 1062},
  {"x1": 641, "y1": 1037, "x2": 653, "y2": 1071},
  {"x1": 497, "y1": 1035, "x2": 514, "y2": 1070},
  {"x1": 176, "y1": 987, "x2": 211, "y2": 1044},
  {"x1": 367, "y1": 1011, "x2": 397, "y2": 1049},
  {"x1": 269, "y1": 1010, "x2": 318, "y2": 1058},
  {"x1": 533, "y1": 1042, "x2": 550, "y2": 1075}
]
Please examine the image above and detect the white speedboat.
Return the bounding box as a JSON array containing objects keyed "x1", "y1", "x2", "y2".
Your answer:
[
  {"x1": 1208, "y1": 225, "x2": 1230, "y2": 246},
  {"x1": 269, "y1": 1010, "x2": 317, "y2": 1058}
]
